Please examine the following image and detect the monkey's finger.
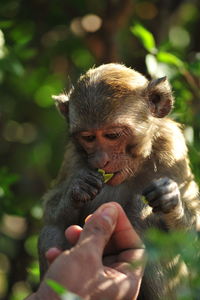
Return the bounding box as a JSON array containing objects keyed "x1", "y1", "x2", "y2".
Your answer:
[
  {"x1": 89, "y1": 169, "x2": 104, "y2": 177},
  {"x1": 147, "y1": 198, "x2": 161, "y2": 208},
  {"x1": 71, "y1": 185, "x2": 93, "y2": 203},
  {"x1": 161, "y1": 194, "x2": 180, "y2": 213},
  {"x1": 151, "y1": 192, "x2": 180, "y2": 213},
  {"x1": 143, "y1": 182, "x2": 178, "y2": 202},
  {"x1": 80, "y1": 182, "x2": 99, "y2": 199},
  {"x1": 87, "y1": 170, "x2": 104, "y2": 182},
  {"x1": 65, "y1": 225, "x2": 83, "y2": 246},
  {"x1": 152, "y1": 202, "x2": 176, "y2": 214},
  {"x1": 84, "y1": 174, "x2": 104, "y2": 190},
  {"x1": 152, "y1": 206, "x2": 161, "y2": 213},
  {"x1": 147, "y1": 196, "x2": 168, "y2": 208},
  {"x1": 148, "y1": 190, "x2": 179, "y2": 206},
  {"x1": 142, "y1": 177, "x2": 171, "y2": 195}
]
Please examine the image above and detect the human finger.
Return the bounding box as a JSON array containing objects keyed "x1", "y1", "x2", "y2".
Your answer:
[
  {"x1": 77, "y1": 203, "x2": 118, "y2": 257},
  {"x1": 102, "y1": 202, "x2": 144, "y2": 254},
  {"x1": 45, "y1": 247, "x2": 62, "y2": 265},
  {"x1": 65, "y1": 225, "x2": 83, "y2": 246},
  {"x1": 65, "y1": 215, "x2": 93, "y2": 245}
]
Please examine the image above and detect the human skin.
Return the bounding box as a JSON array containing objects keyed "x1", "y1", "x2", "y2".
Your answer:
[{"x1": 27, "y1": 202, "x2": 145, "y2": 300}]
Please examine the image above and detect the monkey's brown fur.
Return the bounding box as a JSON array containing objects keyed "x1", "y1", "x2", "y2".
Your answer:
[{"x1": 39, "y1": 63, "x2": 200, "y2": 299}]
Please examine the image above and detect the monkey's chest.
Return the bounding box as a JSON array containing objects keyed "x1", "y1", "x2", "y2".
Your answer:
[{"x1": 78, "y1": 184, "x2": 149, "y2": 229}]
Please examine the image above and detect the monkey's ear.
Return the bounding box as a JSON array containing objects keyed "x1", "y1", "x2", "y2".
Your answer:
[
  {"x1": 52, "y1": 94, "x2": 69, "y2": 117},
  {"x1": 147, "y1": 77, "x2": 174, "y2": 118}
]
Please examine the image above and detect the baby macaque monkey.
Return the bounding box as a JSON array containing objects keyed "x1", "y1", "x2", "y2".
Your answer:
[{"x1": 38, "y1": 63, "x2": 200, "y2": 299}]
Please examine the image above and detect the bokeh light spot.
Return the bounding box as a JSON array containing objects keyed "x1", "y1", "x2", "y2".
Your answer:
[
  {"x1": 70, "y1": 17, "x2": 85, "y2": 36},
  {"x1": 35, "y1": 85, "x2": 55, "y2": 108},
  {"x1": 169, "y1": 26, "x2": 190, "y2": 48},
  {"x1": 3, "y1": 121, "x2": 37, "y2": 144},
  {"x1": 81, "y1": 14, "x2": 102, "y2": 32},
  {"x1": 1, "y1": 214, "x2": 27, "y2": 239}
]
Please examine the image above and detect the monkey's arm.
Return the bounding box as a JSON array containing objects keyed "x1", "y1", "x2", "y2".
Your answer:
[
  {"x1": 147, "y1": 124, "x2": 200, "y2": 231},
  {"x1": 43, "y1": 168, "x2": 103, "y2": 226},
  {"x1": 163, "y1": 175, "x2": 200, "y2": 230},
  {"x1": 143, "y1": 175, "x2": 200, "y2": 231},
  {"x1": 42, "y1": 140, "x2": 103, "y2": 225},
  {"x1": 38, "y1": 181, "x2": 77, "y2": 278},
  {"x1": 38, "y1": 140, "x2": 104, "y2": 277},
  {"x1": 39, "y1": 169, "x2": 103, "y2": 246},
  {"x1": 39, "y1": 167, "x2": 103, "y2": 278}
]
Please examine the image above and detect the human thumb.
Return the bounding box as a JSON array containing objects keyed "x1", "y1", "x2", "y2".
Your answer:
[{"x1": 77, "y1": 203, "x2": 118, "y2": 257}]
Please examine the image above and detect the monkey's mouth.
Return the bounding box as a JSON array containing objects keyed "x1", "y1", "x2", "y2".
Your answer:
[{"x1": 105, "y1": 171, "x2": 123, "y2": 186}]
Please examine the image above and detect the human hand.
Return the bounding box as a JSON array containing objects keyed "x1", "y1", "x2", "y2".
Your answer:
[{"x1": 37, "y1": 202, "x2": 145, "y2": 300}]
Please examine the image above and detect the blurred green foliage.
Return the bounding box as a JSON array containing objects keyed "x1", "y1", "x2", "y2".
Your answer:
[
  {"x1": 0, "y1": 168, "x2": 19, "y2": 216},
  {"x1": 144, "y1": 228, "x2": 200, "y2": 299},
  {"x1": 46, "y1": 279, "x2": 82, "y2": 300},
  {"x1": 0, "y1": 0, "x2": 200, "y2": 299}
]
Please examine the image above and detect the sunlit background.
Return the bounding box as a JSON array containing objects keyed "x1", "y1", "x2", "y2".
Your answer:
[{"x1": 0, "y1": 0, "x2": 200, "y2": 299}]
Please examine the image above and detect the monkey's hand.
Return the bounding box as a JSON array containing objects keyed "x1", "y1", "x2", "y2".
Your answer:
[
  {"x1": 142, "y1": 177, "x2": 181, "y2": 214},
  {"x1": 70, "y1": 169, "x2": 104, "y2": 207}
]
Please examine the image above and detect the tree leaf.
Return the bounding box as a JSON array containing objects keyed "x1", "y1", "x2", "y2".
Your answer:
[
  {"x1": 157, "y1": 51, "x2": 185, "y2": 68},
  {"x1": 98, "y1": 169, "x2": 113, "y2": 183},
  {"x1": 130, "y1": 23, "x2": 156, "y2": 53},
  {"x1": 46, "y1": 279, "x2": 67, "y2": 295},
  {"x1": 46, "y1": 279, "x2": 83, "y2": 299}
]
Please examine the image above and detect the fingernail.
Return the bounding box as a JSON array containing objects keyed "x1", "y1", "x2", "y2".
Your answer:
[
  {"x1": 101, "y1": 205, "x2": 117, "y2": 225},
  {"x1": 85, "y1": 214, "x2": 92, "y2": 223}
]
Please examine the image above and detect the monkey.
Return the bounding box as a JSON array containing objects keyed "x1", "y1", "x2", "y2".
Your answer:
[{"x1": 38, "y1": 63, "x2": 200, "y2": 299}]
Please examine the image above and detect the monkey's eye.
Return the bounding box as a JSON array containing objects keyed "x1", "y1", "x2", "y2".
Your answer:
[
  {"x1": 81, "y1": 135, "x2": 96, "y2": 142},
  {"x1": 104, "y1": 132, "x2": 121, "y2": 140}
]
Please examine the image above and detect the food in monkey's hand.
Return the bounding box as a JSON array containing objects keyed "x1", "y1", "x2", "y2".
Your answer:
[{"x1": 98, "y1": 169, "x2": 114, "y2": 183}]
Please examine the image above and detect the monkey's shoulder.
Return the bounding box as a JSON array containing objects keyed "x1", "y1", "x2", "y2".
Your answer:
[{"x1": 152, "y1": 119, "x2": 188, "y2": 166}]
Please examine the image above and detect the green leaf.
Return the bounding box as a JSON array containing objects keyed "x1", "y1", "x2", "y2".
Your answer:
[
  {"x1": 141, "y1": 195, "x2": 148, "y2": 204},
  {"x1": 24, "y1": 235, "x2": 38, "y2": 258},
  {"x1": 46, "y1": 279, "x2": 67, "y2": 295},
  {"x1": 130, "y1": 23, "x2": 156, "y2": 53},
  {"x1": 46, "y1": 280, "x2": 83, "y2": 299},
  {"x1": 157, "y1": 51, "x2": 185, "y2": 68},
  {"x1": 98, "y1": 169, "x2": 114, "y2": 183},
  {"x1": 28, "y1": 266, "x2": 40, "y2": 277}
]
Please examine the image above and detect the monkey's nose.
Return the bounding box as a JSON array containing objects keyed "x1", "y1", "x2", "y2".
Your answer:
[{"x1": 90, "y1": 152, "x2": 109, "y2": 169}]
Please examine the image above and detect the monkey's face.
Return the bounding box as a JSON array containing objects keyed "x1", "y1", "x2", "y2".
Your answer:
[
  {"x1": 54, "y1": 63, "x2": 174, "y2": 186},
  {"x1": 75, "y1": 124, "x2": 145, "y2": 186}
]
